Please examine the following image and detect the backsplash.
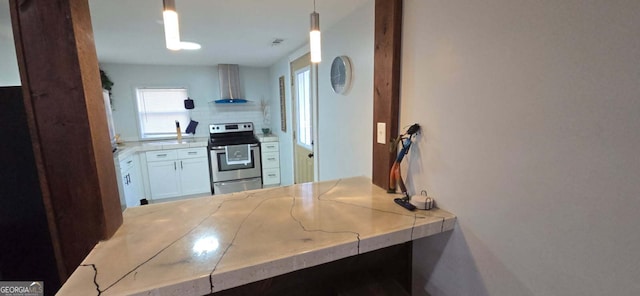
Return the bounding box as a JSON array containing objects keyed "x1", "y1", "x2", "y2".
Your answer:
[{"x1": 188, "y1": 104, "x2": 267, "y2": 138}]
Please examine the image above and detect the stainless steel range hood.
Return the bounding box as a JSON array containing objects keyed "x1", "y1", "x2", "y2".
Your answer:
[{"x1": 217, "y1": 64, "x2": 245, "y2": 102}]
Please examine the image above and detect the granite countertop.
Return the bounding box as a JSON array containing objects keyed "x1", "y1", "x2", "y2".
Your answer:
[
  {"x1": 114, "y1": 135, "x2": 278, "y2": 162},
  {"x1": 57, "y1": 177, "x2": 456, "y2": 296},
  {"x1": 114, "y1": 139, "x2": 209, "y2": 162},
  {"x1": 256, "y1": 133, "x2": 278, "y2": 142}
]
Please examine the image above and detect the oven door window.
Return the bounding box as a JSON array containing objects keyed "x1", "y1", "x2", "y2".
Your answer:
[{"x1": 216, "y1": 150, "x2": 256, "y2": 171}]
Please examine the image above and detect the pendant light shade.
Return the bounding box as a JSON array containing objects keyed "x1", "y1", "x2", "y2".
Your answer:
[
  {"x1": 163, "y1": 0, "x2": 181, "y2": 51},
  {"x1": 309, "y1": 5, "x2": 321, "y2": 63}
]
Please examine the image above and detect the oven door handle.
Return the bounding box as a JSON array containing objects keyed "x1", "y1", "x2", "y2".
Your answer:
[{"x1": 214, "y1": 178, "x2": 261, "y2": 187}]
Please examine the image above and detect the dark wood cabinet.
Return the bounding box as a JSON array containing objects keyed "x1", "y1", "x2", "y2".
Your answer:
[{"x1": 212, "y1": 243, "x2": 412, "y2": 296}]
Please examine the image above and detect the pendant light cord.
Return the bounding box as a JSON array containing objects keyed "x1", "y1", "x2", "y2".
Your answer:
[{"x1": 313, "y1": 0, "x2": 316, "y2": 12}]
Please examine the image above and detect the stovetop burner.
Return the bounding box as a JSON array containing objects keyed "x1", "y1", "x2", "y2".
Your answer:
[{"x1": 208, "y1": 122, "x2": 259, "y2": 148}]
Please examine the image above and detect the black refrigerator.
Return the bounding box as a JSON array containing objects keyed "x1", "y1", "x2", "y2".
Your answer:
[{"x1": 0, "y1": 86, "x2": 60, "y2": 295}]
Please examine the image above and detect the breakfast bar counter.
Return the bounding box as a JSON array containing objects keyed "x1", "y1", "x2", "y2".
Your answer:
[{"x1": 57, "y1": 177, "x2": 456, "y2": 296}]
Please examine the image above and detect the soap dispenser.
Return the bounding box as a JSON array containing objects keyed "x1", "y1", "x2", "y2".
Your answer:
[{"x1": 175, "y1": 120, "x2": 182, "y2": 143}]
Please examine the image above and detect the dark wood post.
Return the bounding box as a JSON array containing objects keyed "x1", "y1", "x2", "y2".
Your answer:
[
  {"x1": 9, "y1": 0, "x2": 122, "y2": 280},
  {"x1": 373, "y1": 0, "x2": 403, "y2": 189}
]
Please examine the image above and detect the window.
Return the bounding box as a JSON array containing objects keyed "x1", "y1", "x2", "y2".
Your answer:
[
  {"x1": 136, "y1": 88, "x2": 190, "y2": 139},
  {"x1": 296, "y1": 67, "x2": 312, "y2": 149}
]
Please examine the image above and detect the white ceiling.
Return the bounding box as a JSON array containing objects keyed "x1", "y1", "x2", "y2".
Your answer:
[{"x1": 88, "y1": 0, "x2": 370, "y2": 67}]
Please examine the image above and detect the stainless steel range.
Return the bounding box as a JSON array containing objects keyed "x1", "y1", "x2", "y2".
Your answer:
[{"x1": 208, "y1": 123, "x2": 262, "y2": 194}]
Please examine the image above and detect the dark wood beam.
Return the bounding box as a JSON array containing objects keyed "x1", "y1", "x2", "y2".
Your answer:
[
  {"x1": 9, "y1": 0, "x2": 122, "y2": 280},
  {"x1": 373, "y1": 0, "x2": 403, "y2": 189}
]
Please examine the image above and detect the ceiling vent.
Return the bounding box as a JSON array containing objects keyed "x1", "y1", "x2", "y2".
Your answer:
[{"x1": 271, "y1": 38, "x2": 285, "y2": 46}]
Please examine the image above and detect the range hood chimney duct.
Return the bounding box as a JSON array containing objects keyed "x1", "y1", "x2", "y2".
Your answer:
[{"x1": 218, "y1": 64, "x2": 243, "y2": 100}]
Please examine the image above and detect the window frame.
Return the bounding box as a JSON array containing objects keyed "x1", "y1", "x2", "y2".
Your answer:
[
  {"x1": 295, "y1": 66, "x2": 313, "y2": 150},
  {"x1": 134, "y1": 87, "x2": 191, "y2": 140}
]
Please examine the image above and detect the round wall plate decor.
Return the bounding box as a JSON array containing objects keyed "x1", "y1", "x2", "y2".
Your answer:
[{"x1": 330, "y1": 55, "x2": 353, "y2": 94}]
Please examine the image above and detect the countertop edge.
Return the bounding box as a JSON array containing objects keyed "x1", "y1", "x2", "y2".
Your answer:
[
  {"x1": 57, "y1": 178, "x2": 456, "y2": 296},
  {"x1": 119, "y1": 213, "x2": 454, "y2": 295},
  {"x1": 113, "y1": 139, "x2": 209, "y2": 162}
]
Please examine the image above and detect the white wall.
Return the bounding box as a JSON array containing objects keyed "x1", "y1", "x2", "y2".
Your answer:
[
  {"x1": 317, "y1": 0, "x2": 374, "y2": 181},
  {"x1": 402, "y1": 1, "x2": 640, "y2": 295},
  {"x1": 267, "y1": 0, "x2": 374, "y2": 185},
  {"x1": 268, "y1": 55, "x2": 295, "y2": 185},
  {"x1": 101, "y1": 63, "x2": 269, "y2": 141},
  {"x1": 0, "y1": 3, "x2": 20, "y2": 86}
]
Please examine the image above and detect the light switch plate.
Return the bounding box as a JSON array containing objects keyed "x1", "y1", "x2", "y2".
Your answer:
[{"x1": 377, "y1": 122, "x2": 386, "y2": 144}]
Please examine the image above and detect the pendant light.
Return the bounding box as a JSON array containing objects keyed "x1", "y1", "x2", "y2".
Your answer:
[
  {"x1": 163, "y1": 0, "x2": 181, "y2": 51},
  {"x1": 309, "y1": 0, "x2": 321, "y2": 63}
]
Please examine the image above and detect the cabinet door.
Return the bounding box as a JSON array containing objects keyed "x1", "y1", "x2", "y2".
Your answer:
[
  {"x1": 147, "y1": 160, "x2": 181, "y2": 199},
  {"x1": 179, "y1": 158, "x2": 211, "y2": 195},
  {"x1": 120, "y1": 156, "x2": 139, "y2": 208},
  {"x1": 122, "y1": 171, "x2": 138, "y2": 208},
  {"x1": 126, "y1": 156, "x2": 144, "y2": 207}
]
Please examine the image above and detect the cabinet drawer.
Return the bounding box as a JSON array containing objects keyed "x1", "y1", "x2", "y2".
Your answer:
[
  {"x1": 263, "y1": 168, "x2": 280, "y2": 185},
  {"x1": 178, "y1": 147, "x2": 207, "y2": 159},
  {"x1": 261, "y1": 142, "x2": 279, "y2": 152},
  {"x1": 146, "y1": 150, "x2": 177, "y2": 162},
  {"x1": 262, "y1": 152, "x2": 279, "y2": 169},
  {"x1": 119, "y1": 155, "x2": 135, "y2": 172}
]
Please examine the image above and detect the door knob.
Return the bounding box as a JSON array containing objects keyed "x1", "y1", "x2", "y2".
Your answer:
[{"x1": 308, "y1": 153, "x2": 314, "y2": 158}]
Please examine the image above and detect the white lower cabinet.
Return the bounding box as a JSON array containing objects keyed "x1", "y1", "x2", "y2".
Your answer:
[
  {"x1": 261, "y1": 141, "x2": 281, "y2": 186},
  {"x1": 146, "y1": 148, "x2": 210, "y2": 200},
  {"x1": 118, "y1": 154, "x2": 144, "y2": 208},
  {"x1": 147, "y1": 160, "x2": 181, "y2": 199},
  {"x1": 179, "y1": 158, "x2": 211, "y2": 195}
]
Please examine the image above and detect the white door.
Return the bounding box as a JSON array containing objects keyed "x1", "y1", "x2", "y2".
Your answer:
[
  {"x1": 179, "y1": 158, "x2": 210, "y2": 195},
  {"x1": 148, "y1": 160, "x2": 181, "y2": 199},
  {"x1": 291, "y1": 53, "x2": 315, "y2": 184}
]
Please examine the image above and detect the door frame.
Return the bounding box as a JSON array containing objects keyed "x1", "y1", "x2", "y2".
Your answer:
[{"x1": 288, "y1": 47, "x2": 320, "y2": 183}]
